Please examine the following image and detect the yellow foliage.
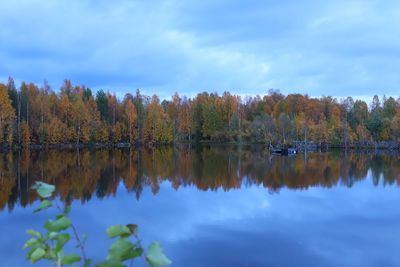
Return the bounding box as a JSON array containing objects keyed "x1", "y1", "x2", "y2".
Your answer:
[{"x1": 21, "y1": 121, "x2": 31, "y2": 146}]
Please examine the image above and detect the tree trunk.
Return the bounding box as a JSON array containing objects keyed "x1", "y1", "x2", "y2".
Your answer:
[
  {"x1": 113, "y1": 106, "x2": 116, "y2": 126},
  {"x1": 77, "y1": 117, "x2": 81, "y2": 146},
  {"x1": 304, "y1": 127, "x2": 307, "y2": 151},
  {"x1": 18, "y1": 93, "x2": 21, "y2": 145},
  {"x1": 0, "y1": 120, "x2": 2, "y2": 144},
  {"x1": 129, "y1": 121, "x2": 132, "y2": 144},
  {"x1": 27, "y1": 100, "x2": 29, "y2": 128},
  {"x1": 228, "y1": 110, "x2": 231, "y2": 131}
]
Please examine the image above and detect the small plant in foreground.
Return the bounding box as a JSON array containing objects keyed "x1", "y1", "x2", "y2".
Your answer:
[{"x1": 23, "y1": 181, "x2": 171, "y2": 267}]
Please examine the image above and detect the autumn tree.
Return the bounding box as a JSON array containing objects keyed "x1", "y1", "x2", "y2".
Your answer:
[
  {"x1": 294, "y1": 113, "x2": 308, "y2": 142},
  {"x1": 7, "y1": 77, "x2": 19, "y2": 143},
  {"x1": 125, "y1": 99, "x2": 138, "y2": 144},
  {"x1": 47, "y1": 117, "x2": 64, "y2": 144},
  {"x1": 0, "y1": 84, "x2": 16, "y2": 146},
  {"x1": 143, "y1": 95, "x2": 173, "y2": 144},
  {"x1": 2, "y1": 78, "x2": 400, "y2": 147},
  {"x1": 85, "y1": 95, "x2": 102, "y2": 143},
  {"x1": 59, "y1": 92, "x2": 71, "y2": 125},
  {"x1": 222, "y1": 92, "x2": 239, "y2": 133},
  {"x1": 112, "y1": 121, "x2": 125, "y2": 143},
  {"x1": 191, "y1": 93, "x2": 206, "y2": 142},
  {"x1": 71, "y1": 94, "x2": 89, "y2": 144},
  {"x1": 390, "y1": 114, "x2": 400, "y2": 142},
  {"x1": 277, "y1": 113, "x2": 292, "y2": 144},
  {"x1": 354, "y1": 100, "x2": 368, "y2": 126},
  {"x1": 166, "y1": 93, "x2": 181, "y2": 140},
  {"x1": 133, "y1": 89, "x2": 146, "y2": 141},
  {"x1": 20, "y1": 121, "x2": 30, "y2": 147},
  {"x1": 178, "y1": 98, "x2": 193, "y2": 141}
]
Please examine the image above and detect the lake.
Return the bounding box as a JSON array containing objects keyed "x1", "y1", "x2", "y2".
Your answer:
[{"x1": 1, "y1": 146, "x2": 400, "y2": 267}]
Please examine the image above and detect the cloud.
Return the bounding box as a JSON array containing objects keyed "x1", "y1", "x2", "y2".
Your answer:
[{"x1": 0, "y1": 0, "x2": 399, "y2": 99}]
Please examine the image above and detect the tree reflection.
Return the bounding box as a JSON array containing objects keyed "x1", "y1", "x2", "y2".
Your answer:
[{"x1": 1, "y1": 147, "x2": 400, "y2": 211}]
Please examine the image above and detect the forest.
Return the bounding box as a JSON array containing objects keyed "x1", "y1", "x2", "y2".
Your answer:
[{"x1": 1, "y1": 77, "x2": 400, "y2": 148}]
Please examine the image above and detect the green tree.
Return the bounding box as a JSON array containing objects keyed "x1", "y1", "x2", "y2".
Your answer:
[
  {"x1": 96, "y1": 90, "x2": 109, "y2": 122},
  {"x1": 249, "y1": 113, "x2": 275, "y2": 144},
  {"x1": 366, "y1": 110, "x2": 383, "y2": 140},
  {"x1": 354, "y1": 100, "x2": 368, "y2": 126}
]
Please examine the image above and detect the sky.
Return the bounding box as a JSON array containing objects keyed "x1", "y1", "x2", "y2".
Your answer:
[{"x1": 1, "y1": 0, "x2": 399, "y2": 100}]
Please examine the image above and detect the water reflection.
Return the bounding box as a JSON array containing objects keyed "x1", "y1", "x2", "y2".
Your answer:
[{"x1": 1, "y1": 146, "x2": 400, "y2": 212}]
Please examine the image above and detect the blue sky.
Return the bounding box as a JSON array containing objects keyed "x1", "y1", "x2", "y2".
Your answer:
[{"x1": 1, "y1": 0, "x2": 399, "y2": 100}]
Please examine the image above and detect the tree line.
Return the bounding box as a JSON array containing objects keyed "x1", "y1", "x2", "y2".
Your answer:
[{"x1": 1, "y1": 77, "x2": 400, "y2": 147}]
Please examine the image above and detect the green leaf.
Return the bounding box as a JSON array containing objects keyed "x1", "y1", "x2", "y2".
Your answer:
[
  {"x1": 106, "y1": 224, "x2": 131, "y2": 238},
  {"x1": 55, "y1": 233, "x2": 70, "y2": 253},
  {"x1": 44, "y1": 216, "x2": 71, "y2": 232},
  {"x1": 31, "y1": 181, "x2": 55, "y2": 198},
  {"x1": 34, "y1": 200, "x2": 52, "y2": 213},
  {"x1": 29, "y1": 247, "x2": 46, "y2": 263},
  {"x1": 83, "y1": 259, "x2": 92, "y2": 267},
  {"x1": 131, "y1": 247, "x2": 143, "y2": 258},
  {"x1": 45, "y1": 249, "x2": 57, "y2": 261},
  {"x1": 146, "y1": 242, "x2": 171, "y2": 267},
  {"x1": 126, "y1": 224, "x2": 138, "y2": 236},
  {"x1": 107, "y1": 238, "x2": 135, "y2": 261},
  {"x1": 48, "y1": 232, "x2": 58, "y2": 239},
  {"x1": 62, "y1": 253, "x2": 81, "y2": 264},
  {"x1": 27, "y1": 229, "x2": 42, "y2": 239},
  {"x1": 23, "y1": 238, "x2": 38, "y2": 249}
]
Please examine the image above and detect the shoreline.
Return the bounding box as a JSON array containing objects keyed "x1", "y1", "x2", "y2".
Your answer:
[{"x1": 1, "y1": 140, "x2": 399, "y2": 152}]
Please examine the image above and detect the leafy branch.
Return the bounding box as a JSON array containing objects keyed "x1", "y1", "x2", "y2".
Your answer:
[{"x1": 24, "y1": 181, "x2": 171, "y2": 267}]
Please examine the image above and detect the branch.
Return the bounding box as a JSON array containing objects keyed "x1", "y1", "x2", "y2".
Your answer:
[{"x1": 55, "y1": 201, "x2": 88, "y2": 263}]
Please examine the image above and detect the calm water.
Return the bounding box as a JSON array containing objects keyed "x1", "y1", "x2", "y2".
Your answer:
[{"x1": 1, "y1": 146, "x2": 400, "y2": 267}]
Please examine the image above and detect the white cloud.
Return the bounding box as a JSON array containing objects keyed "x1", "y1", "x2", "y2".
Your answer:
[{"x1": 1, "y1": 0, "x2": 400, "y2": 99}]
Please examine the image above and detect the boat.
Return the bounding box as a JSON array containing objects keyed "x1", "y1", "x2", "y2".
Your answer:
[{"x1": 270, "y1": 146, "x2": 297, "y2": 156}]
